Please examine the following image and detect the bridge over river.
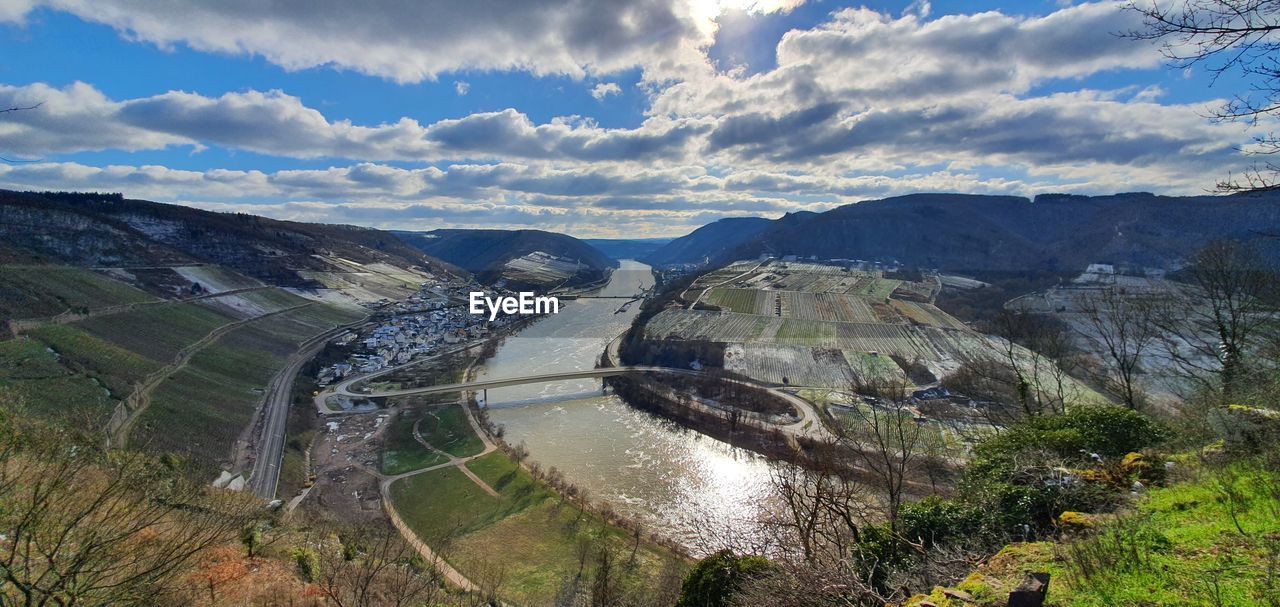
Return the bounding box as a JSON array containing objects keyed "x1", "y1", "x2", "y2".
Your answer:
[{"x1": 338, "y1": 366, "x2": 696, "y2": 398}]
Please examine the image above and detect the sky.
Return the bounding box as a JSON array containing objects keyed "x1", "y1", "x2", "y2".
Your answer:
[{"x1": 0, "y1": 0, "x2": 1262, "y2": 238}]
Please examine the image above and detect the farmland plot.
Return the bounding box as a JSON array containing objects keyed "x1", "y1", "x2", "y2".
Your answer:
[
  {"x1": 644, "y1": 309, "x2": 776, "y2": 342},
  {"x1": 705, "y1": 288, "x2": 766, "y2": 314},
  {"x1": 725, "y1": 344, "x2": 855, "y2": 387}
]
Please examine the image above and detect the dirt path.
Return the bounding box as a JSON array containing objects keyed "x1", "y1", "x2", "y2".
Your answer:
[
  {"x1": 686, "y1": 261, "x2": 764, "y2": 309},
  {"x1": 411, "y1": 414, "x2": 500, "y2": 497},
  {"x1": 107, "y1": 302, "x2": 314, "y2": 446},
  {"x1": 10, "y1": 286, "x2": 273, "y2": 336},
  {"x1": 380, "y1": 482, "x2": 480, "y2": 594}
]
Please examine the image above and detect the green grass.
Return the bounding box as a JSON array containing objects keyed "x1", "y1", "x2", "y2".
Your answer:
[
  {"x1": 927, "y1": 458, "x2": 1280, "y2": 607},
  {"x1": 135, "y1": 339, "x2": 283, "y2": 468},
  {"x1": 0, "y1": 266, "x2": 154, "y2": 319},
  {"x1": 776, "y1": 318, "x2": 836, "y2": 343},
  {"x1": 846, "y1": 351, "x2": 903, "y2": 380},
  {"x1": 131, "y1": 303, "x2": 358, "y2": 472},
  {"x1": 857, "y1": 277, "x2": 901, "y2": 301},
  {"x1": 391, "y1": 451, "x2": 681, "y2": 605},
  {"x1": 390, "y1": 458, "x2": 552, "y2": 544},
  {"x1": 419, "y1": 405, "x2": 485, "y2": 457},
  {"x1": 1049, "y1": 460, "x2": 1280, "y2": 606},
  {"x1": 382, "y1": 409, "x2": 451, "y2": 475}
]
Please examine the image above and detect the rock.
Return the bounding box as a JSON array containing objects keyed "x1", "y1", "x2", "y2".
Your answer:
[
  {"x1": 1006, "y1": 573, "x2": 1049, "y2": 607},
  {"x1": 1058, "y1": 511, "x2": 1096, "y2": 530},
  {"x1": 942, "y1": 588, "x2": 975, "y2": 602}
]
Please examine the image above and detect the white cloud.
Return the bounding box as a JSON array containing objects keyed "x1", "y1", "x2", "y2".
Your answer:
[
  {"x1": 0, "y1": 1, "x2": 1258, "y2": 235},
  {"x1": 0, "y1": 82, "x2": 705, "y2": 162},
  {"x1": 2, "y1": 0, "x2": 732, "y2": 83},
  {"x1": 454, "y1": 81, "x2": 470, "y2": 96},
  {"x1": 903, "y1": 0, "x2": 930, "y2": 18},
  {"x1": 590, "y1": 82, "x2": 621, "y2": 100}
]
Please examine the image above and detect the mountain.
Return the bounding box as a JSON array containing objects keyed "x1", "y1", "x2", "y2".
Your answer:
[
  {"x1": 582, "y1": 238, "x2": 671, "y2": 261},
  {"x1": 395, "y1": 228, "x2": 616, "y2": 289},
  {"x1": 643, "y1": 217, "x2": 774, "y2": 266},
  {"x1": 645, "y1": 192, "x2": 1280, "y2": 271},
  {"x1": 0, "y1": 190, "x2": 454, "y2": 288}
]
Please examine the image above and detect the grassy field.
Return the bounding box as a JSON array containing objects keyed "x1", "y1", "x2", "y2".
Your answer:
[
  {"x1": 0, "y1": 266, "x2": 154, "y2": 319},
  {"x1": 420, "y1": 404, "x2": 485, "y2": 457},
  {"x1": 706, "y1": 288, "x2": 761, "y2": 314},
  {"x1": 381, "y1": 409, "x2": 451, "y2": 475},
  {"x1": 776, "y1": 318, "x2": 837, "y2": 343},
  {"x1": 392, "y1": 451, "x2": 681, "y2": 605},
  {"x1": 855, "y1": 277, "x2": 901, "y2": 300},
  {"x1": 132, "y1": 303, "x2": 359, "y2": 472},
  {"x1": 134, "y1": 338, "x2": 283, "y2": 468}
]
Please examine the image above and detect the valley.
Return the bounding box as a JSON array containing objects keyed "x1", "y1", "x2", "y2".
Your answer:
[{"x1": 1, "y1": 189, "x2": 1275, "y2": 607}]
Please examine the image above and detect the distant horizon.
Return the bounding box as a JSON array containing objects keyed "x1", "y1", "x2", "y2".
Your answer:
[{"x1": 7, "y1": 185, "x2": 1267, "y2": 241}]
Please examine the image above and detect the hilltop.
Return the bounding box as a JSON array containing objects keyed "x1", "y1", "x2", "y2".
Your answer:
[
  {"x1": 396, "y1": 228, "x2": 616, "y2": 289},
  {"x1": 0, "y1": 190, "x2": 454, "y2": 288},
  {"x1": 645, "y1": 192, "x2": 1280, "y2": 271}
]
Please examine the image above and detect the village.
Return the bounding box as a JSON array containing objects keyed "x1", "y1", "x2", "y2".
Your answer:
[{"x1": 313, "y1": 283, "x2": 520, "y2": 387}]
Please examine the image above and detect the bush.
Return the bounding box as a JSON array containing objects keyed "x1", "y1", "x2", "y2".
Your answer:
[
  {"x1": 970, "y1": 406, "x2": 1166, "y2": 479},
  {"x1": 676, "y1": 550, "x2": 771, "y2": 607},
  {"x1": 899, "y1": 496, "x2": 981, "y2": 548},
  {"x1": 957, "y1": 406, "x2": 1165, "y2": 533},
  {"x1": 292, "y1": 547, "x2": 319, "y2": 582},
  {"x1": 1056, "y1": 405, "x2": 1168, "y2": 458}
]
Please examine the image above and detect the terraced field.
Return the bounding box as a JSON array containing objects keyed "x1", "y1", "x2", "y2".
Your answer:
[
  {"x1": 74, "y1": 302, "x2": 237, "y2": 363},
  {"x1": 725, "y1": 344, "x2": 858, "y2": 386},
  {"x1": 705, "y1": 288, "x2": 764, "y2": 314},
  {"x1": 0, "y1": 265, "x2": 155, "y2": 319},
  {"x1": 890, "y1": 300, "x2": 970, "y2": 330},
  {"x1": 134, "y1": 303, "x2": 363, "y2": 472},
  {"x1": 25, "y1": 324, "x2": 157, "y2": 397},
  {"x1": 0, "y1": 336, "x2": 124, "y2": 422}
]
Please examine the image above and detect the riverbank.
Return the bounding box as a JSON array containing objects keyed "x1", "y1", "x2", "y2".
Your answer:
[{"x1": 383, "y1": 385, "x2": 688, "y2": 604}]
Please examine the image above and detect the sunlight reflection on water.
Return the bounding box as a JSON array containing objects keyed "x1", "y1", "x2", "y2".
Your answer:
[{"x1": 475, "y1": 260, "x2": 775, "y2": 554}]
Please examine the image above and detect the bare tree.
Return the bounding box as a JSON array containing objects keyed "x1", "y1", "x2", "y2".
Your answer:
[
  {"x1": 0, "y1": 415, "x2": 256, "y2": 606},
  {"x1": 316, "y1": 523, "x2": 445, "y2": 607},
  {"x1": 940, "y1": 311, "x2": 1084, "y2": 425},
  {"x1": 1151, "y1": 240, "x2": 1279, "y2": 399},
  {"x1": 839, "y1": 392, "x2": 924, "y2": 533},
  {"x1": 1125, "y1": 0, "x2": 1280, "y2": 192},
  {"x1": 1075, "y1": 287, "x2": 1160, "y2": 409}
]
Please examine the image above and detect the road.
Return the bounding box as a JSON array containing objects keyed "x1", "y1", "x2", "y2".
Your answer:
[{"x1": 246, "y1": 320, "x2": 368, "y2": 499}]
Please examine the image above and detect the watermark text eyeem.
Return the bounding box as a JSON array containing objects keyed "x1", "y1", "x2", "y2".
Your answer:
[{"x1": 469, "y1": 291, "x2": 560, "y2": 321}]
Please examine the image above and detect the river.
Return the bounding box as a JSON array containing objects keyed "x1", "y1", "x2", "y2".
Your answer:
[{"x1": 473, "y1": 260, "x2": 775, "y2": 554}]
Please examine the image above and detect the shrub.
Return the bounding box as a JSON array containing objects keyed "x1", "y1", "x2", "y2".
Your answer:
[
  {"x1": 291, "y1": 547, "x2": 319, "y2": 582},
  {"x1": 676, "y1": 550, "x2": 771, "y2": 607},
  {"x1": 899, "y1": 496, "x2": 981, "y2": 548}
]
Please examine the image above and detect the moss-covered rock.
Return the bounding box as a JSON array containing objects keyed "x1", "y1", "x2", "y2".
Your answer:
[{"x1": 1057, "y1": 510, "x2": 1098, "y2": 531}]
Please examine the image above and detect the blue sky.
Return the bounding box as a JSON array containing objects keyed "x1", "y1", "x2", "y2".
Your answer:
[{"x1": 0, "y1": 1, "x2": 1261, "y2": 237}]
